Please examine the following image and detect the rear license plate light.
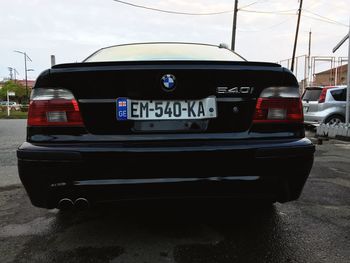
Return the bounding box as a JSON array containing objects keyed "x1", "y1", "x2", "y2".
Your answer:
[
  {"x1": 47, "y1": 111, "x2": 68, "y2": 122},
  {"x1": 267, "y1": 108, "x2": 287, "y2": 120}
]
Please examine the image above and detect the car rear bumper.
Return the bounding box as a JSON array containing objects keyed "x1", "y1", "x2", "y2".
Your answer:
[
  {"x1": 304, "y1": 113, "x2": 325, "y2": 125},
  {"x1": 17, "y1": 138, "x2": 315, "y2": 208},
  {"x1": 304, "y1": 120, "x2": 320, "y2": 126}
]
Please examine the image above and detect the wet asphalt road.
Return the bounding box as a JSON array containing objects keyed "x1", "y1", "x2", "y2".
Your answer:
[{"x1": 0, "y1": 119, "x2": 349, "y2": 263}]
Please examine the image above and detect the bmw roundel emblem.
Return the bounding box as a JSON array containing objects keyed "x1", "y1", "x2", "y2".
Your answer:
[{"x1": 161, "y1": 74, "x2": 176, "y2": 91}]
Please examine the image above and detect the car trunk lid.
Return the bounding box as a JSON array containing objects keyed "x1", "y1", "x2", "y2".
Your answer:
[
  {"x1": 44, "y1": 61, "x2": 293, "y2": 134},
  {"x1": 302, "y1": 87, "x2": 323, "y2": 113}
]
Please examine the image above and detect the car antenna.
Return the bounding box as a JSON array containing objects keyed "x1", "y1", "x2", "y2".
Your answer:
[{"x1": 219, "y1": 43, "x2": 229, "y2": 49}]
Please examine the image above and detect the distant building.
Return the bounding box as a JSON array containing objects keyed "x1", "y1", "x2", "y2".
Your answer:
[
  {"x1": 15, "y1": 79, "x2": 36, "y2": 89},
  {"x1": 0, "y1": 79, "x2": 35, "y2": 88},
  {"x1": 0, "y1": 80, "x2": 5, "y2": 90},
  {"x1": 313, "y1": 64, "x2": 348, "y2": 86}
]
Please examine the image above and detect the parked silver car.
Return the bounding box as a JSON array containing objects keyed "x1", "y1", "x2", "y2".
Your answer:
[
  {"x1": 302, "y1": 85, "x2": 348, "y2": 125},
  {"x1": 0, "y1": 101, "x2": 20, "y2": 111}
]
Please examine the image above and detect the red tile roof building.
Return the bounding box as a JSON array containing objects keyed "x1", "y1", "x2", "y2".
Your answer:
[
  {"x1": 15, "y1": 79, "x2": 36, "y2": 89},
  {"x1": 313, "y1": 64, "x2": 348, "y2": 86}
]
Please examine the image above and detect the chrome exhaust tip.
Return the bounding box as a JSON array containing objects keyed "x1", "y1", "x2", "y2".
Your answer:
[
  {"x1": 58, "y1": 198, "x2": 74, "y2": 210},
  {"x1": 74, "y1": 198, "x2": 90, "y2": 210}
]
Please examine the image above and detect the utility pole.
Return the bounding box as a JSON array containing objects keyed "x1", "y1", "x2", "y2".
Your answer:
[
  {"x1": 7, "y1": 90, "x2": 10, "y2": 117},
  {"x1": 8, "y1": 67, "x2": 13, "y2": 80},
  {"x1": 13, "y1": 68, "x2": 18, "y2": 82},
  {"x1": 8, "y1": 67, "x2": 19, "y2": 81},
  {"x1": 24, "y1": 52, "x2": 28, "y2": 99},
  {"x1": 332, "y1": 20, "x2": 350, "y2": 125},
  {"x1": 347, "y1": 27, "x2": 350, "y2": 126},
  {"x1": 291, "y1": 0, "x2": 303, "y2": 73},
  {"x1": 307, "y1": 29, "x2": 312, "y2": 86},
  {"x1": 231, "y1": 0, "x2": 239, "y2": 51}
]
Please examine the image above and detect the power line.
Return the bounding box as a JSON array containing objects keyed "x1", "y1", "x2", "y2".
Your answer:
[
  {"x1": 238, "y1": 17, "x2": 293, "y2": 32},
  {"x1": 238, "y1": 8, "x2": 297, "y2": 15},
  {"x1": 111, "y1": 0, "x2": 349, "y2": 29},
  {"x1": 240, "y1": 8, "x2": 348, "y2": 27},
  {"x1": 112, "y1": 0, "x2": 234, "y2": 16},
  {"x1": 239, "y1": 1, "x2": 260, "y2": 9},
  {"x1": 303, "y1": 9, "x2": 348, "y2": 27},
  {"x1": 302, "y1": 14, "x2": 349, "y2": 28}
]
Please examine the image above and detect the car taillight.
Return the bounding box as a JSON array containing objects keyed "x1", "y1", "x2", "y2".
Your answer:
[
  {"x1": 318, "y1": 87, "x2": 329, "y2": 103},
  {"x1": 28, "y1": 88, "x2": 84, "y2": 126},
  {"x1": 253, "y1": 86, "x2": 303, "y2": 123}
]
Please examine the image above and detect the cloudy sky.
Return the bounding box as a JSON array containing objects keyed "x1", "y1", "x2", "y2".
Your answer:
[{"x1": 0, "y1": 0, "x2": 349, "y2": 81}]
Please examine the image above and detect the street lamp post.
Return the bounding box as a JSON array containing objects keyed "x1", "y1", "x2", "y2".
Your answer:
[
  {"x1": 332, "y1": 21, "x2": 350, "y2": 125},
  {"x1": 14, "y1": 50, "x2": 32, "y2": 102}
]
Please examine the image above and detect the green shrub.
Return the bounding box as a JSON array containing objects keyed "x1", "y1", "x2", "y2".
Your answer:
[{"x1": 20, "y1": 105, "x2": 29, "y2": 112}]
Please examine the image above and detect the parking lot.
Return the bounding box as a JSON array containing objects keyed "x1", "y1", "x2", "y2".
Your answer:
[{"x1": 0, "y1": 119, "x2": 349, "y2": 263}]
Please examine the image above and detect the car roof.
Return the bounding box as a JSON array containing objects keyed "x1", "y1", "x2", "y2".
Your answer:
[{"x1": 306, "y1": 85, "x2": 346, "y2": 90}]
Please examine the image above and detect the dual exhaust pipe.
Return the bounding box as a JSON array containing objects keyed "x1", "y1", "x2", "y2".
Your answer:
[{"x1": 58, "y1": 198, "x2": 90, "y2": 210}]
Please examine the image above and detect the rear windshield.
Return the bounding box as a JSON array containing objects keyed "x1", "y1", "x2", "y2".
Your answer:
[
  {"x1": 302, "y1": 88, "x2": 322, "y2": 101},
  {"x1": 84, "y1": 43, "x2": 245, "y2": 62}
]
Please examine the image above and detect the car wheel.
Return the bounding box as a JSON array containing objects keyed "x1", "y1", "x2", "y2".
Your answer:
[{"x1": 325, "y1": 115, "x2": 344, "y2": 125}]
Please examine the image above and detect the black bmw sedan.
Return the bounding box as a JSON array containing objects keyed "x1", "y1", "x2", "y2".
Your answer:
[{"x1": 17, "y1": 42, "x2": 314, "y2": 209}]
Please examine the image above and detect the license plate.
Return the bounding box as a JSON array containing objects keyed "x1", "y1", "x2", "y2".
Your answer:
[{"x1": 116, "y1": 97, "x2": 217, "y2": 121}]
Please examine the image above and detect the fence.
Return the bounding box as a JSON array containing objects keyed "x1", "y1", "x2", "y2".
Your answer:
[
  {"x1": 279, "y1": 55, "x2": 348, "y2": 94},
  {"x1": 0, "y1": 104, "x2": 29, "y2": 115}
]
